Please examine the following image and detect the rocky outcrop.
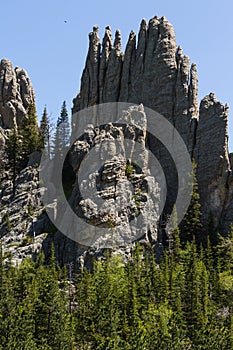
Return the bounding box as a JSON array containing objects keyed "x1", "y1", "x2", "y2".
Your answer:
[
  {"x1": 71, "y1": 105, "x2": 160, "y2": 244},
  {"x1": 0, "y1": 59, "x2": 46, "y2": 264},
  {"x1": 1, "y1": 16, "x2": 233, "y2": 268},
  {"x1": 45, "y1": 104, "x2": 162, "y2": 269},
  {"x1": 193, "y1": 94, "x2": 231, "y2": 227},
  {"x1": 73, "y1": 16, "x2": 233, "y2": 235},
  {"x1": 73, "y1": 17, "x2": 198, "y2": 153},
  {"x1": 0, "y1": 166, "x2": 49, "y2": 264},
  {"x1": 0, "y1": 59, "x2": 35, "y2": 128},
  {"x1": 0, "y1": 128, "x2": 6, "y2": 183}
]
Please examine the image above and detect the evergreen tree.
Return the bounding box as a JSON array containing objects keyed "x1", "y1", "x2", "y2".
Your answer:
[
  {"x1": 33, "y1": 247, "x2": 71, "y2": 349},
  {"x1": 0, "y1": 218, "x2": 233, "y2": 349},
  {"x1": 52, "y1": 101, "x2": 70, "y2": 160},
  {"x1": 168, "y1": 207, "x2": 181, "y2": 263},
  {"x1": 5, "y1": 105, "x2": 41, "y2": 195},
  {"x1": 40, "y1": 106, "x2": 51, "y2": 158},
  {"x1": 19, "y1": 104, "x2": 41, "y2": 168},
  {"x1": 181, "y1": 161, "x2": 202, "y2": 244}
]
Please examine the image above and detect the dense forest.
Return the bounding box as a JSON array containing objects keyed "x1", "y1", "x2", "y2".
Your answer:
[{"x1": 0, "y1": 227, "x2": 233, "y2": 349}]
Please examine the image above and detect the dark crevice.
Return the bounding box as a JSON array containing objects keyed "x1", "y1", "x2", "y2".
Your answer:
[
  {"x1": 1, "y1": 68, "x2": 6, "y2": 106},
  {"x1": 218, "y1": 170, "x2": 233, "y2": 232},
  {"x1": 190, "y1": 117, "x2": 198, "y2": 158}
]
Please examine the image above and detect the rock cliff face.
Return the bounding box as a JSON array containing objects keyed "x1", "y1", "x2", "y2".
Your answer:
[
  {"x1": 73, "y1": 16, "x2": 232, "y2": 235},
  {"x1": 193, "y1": 94, "x2": 231, "y2": 229},
  {"x1": 0, "y1": 16, "x2": 233, "y2": 266},
  {"x1": 73, "y1": 17, "x2": 199, "y2": 152},
  {"x1": 0, "y1": 166, "x2": 48, "y2": 264},
  {"x1": 48, "y1": 104, "x2": 162, "y2": 269},
  {"x1": 72, "y1": 105, "x2": 160, "y2": 241},
  {"x1": 0, "y1": 59, "x2": 35, "y2": 128},
  {"x1": 0, "y1": 60, "x2": 47, "y2": 264}
]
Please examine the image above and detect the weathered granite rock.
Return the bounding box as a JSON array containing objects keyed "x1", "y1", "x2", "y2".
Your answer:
[
  {"x1": 73, "y1": 17, "x2": 198, "y2": 154},
  {"x1": 50, "y1": 104, "x2": 161, "y2": 268},
  {"x1": 0, "y1": 166, "x2": 50, "y2": 265},
  {"x1": 72, "y1": 16, "x2": 233, "y2": 236},
  {"x1": 73, "y1": 105, "x2": 159, "y2": 240},
  {"x1": 38, "y1": 105, "x2": 160, "y2": 269},
  {"x1": 218, "y1": 152, "x2": 233, "y2": 234},
  {"x1": 0, "y1": 59, "x2": 35, "y2": 128},
  {"x1": 1, "y1": 16, "x2": 233, "y2": 270},
  {"x1": 193, "y1": 94, "x2": 231, "y2": 227},
  {"x1": 0, "y1": 128, "x2": 6, "y2": 182}
]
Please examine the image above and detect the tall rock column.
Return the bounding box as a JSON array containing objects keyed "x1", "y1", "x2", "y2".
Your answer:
[
  {"x1": 0, "y1": 59, "x2": 35, "y2": 128},
  {"x1": 72, "y1": 16, "x2": 200, "y2": 221},
  {"x1": 73, "y1": 26, "x2": 101, "y2": 112},
  {"x1": 193, "y1": 93, "x2": 231, "y2": 227},
  {"x1": 73, "y1": 16, "x2": 199, "y2": 152},
  {"x1": 72, "y1": 16, "x2": 233, "y2": 235}
]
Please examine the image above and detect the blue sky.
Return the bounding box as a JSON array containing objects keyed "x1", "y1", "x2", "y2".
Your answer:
[{"x1": 1, "y1": 0, "x2": 233, "y2": 150}]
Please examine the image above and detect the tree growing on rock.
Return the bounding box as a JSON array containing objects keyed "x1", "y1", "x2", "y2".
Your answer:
[
  {"x1": 181, "y1": 161, "x2": 202, "y2": 245},
  {"x1": 40, "y1": 106, "x2": 52, "y2": 159},
  {"x1": 19, "y1": 104, "x2": 41, "y2": 168},
  {"x1": 52, "y1": 101, "x2": 70, "y2": 160}
]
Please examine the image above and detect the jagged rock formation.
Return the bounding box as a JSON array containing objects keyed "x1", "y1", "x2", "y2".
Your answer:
[
  {"x1": 73, "y1": 16, "x2": 233, "y2": 235},
  {"x1": 44, "y1": 104, "x2": 162, "y2": 268},
  {"x1": 0, "y1": 128, "x2": 6, "y2": 183},
  {"x1": 1, "y1": 16, "x2": 233, "y2": 266},
  {"x1": 71, "y1": 105, "x2": 160, "y2": 243},
  {"x1": 0, "y1": 60, "x2": 46, "y2": 264},
  {"x1": 193, "y1": 94, "x2": 231, "y2": 229},
  {"x1": 73, "y1": 17, "x2": 199, "y2": 152},
  {"x1": 0, "y1": 58, "x2": 35, "y2": 128},
  {"x1": 0, "y1": 166, "x2": 49, "y2": 264}
]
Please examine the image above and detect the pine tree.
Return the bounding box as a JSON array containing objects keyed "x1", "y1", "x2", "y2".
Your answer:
[
  {"x1": 32, "y1": 248, "x2": 71, "y2": 349},
  {"x1": 52, "y1": 101, "x2": 70, "y2": 160},
  {"x1": 216, "y1": 228, "x2": 233, "y2": 311},
  {"x1": 40, "y1": 106, "x2": 51, "y2": 158},
  {"x1": 19, "y1": 104, "x2": 41, "y2": 168},
  {"x1": 5, "y1": 105, "x2": 41, "y2": 195},
  {"x1": 181, "y1": 161, "x2": 202, "y2": 245},
  {"x1": 217, "y1": 228, "x2": 233, "y2": 272},
  {"x1": 168, "y1": 207, "x2": 181, "y2": 263}
]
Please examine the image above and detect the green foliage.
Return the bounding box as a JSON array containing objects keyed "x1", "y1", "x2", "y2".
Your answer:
[
  {"x1": 2, "y1": 212, "x2": 12, "y2": 231},
  {"x1": 40, "y1": 106, "x2": 52, "y2": 159},
  {"x1": 181, "y1": 161, "x2": 203, "y2": 244},
  {"x1": 0, "y1": 225, "x2": 232, "y2": 349},
  {"x1": 132, "y1": 190, "x2": 141, "y2": 217},
  {"x1": 6, "y1": 104, "x2": 42, "y2": 195},
  {"x1": 0, "y1": 247, "x2": 74, "y2": 349},
  {"x1": 19, "y1": 104, "x2": 41, "y2": 168},
  {"x1": 52, "y1": 101, "x2": 70, "y2": 160},
  {"x1": 27, "y1": 205, "x2": 34, "y2": 216},
  {"x1": 19, "y1": 235, "x2": 34, "y2": 247},
  {"x1": 125, "y1": 162, "x2": 133, "y2": 179}
]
